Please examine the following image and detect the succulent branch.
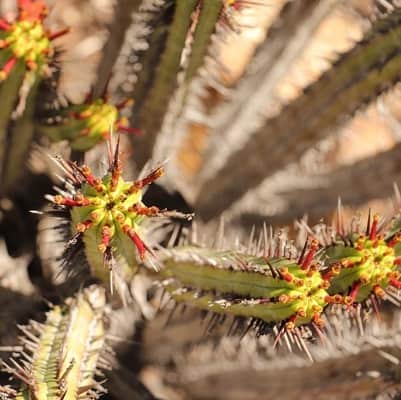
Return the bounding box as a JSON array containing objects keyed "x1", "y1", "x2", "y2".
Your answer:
[
  {"x1": 183, "y1": 0, "x2": 223, "y2": 85},
  {"x1": 154, "y1": 320, "x2": 401, "y2": 400},
  {"x1": 159, "y1": 243, "x2": 327, "y2": 333},
  {"x1": 147, "y1": 210, "x2": 401, "y2": 361},
  {"x1": 1, "y1": 285, "x2": 107, "y2": 400},
  {"x1": 130, "y1": 0, "x2": 198, "y2": 168},
  {"x1": 47, "y1": 139, "x2": 191, "y2": 299}
]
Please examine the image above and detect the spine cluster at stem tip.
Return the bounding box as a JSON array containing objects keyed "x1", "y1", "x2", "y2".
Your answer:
[{"x1": 0, "y1": 0, "x2": 68, "y2": 80}]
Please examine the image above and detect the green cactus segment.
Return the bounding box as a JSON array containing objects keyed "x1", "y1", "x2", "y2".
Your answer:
[
  {"x1": 161, "y1": 242, "x2": 328, "y2": 329},
  {"x1": 166, "y1": 284, "x2": 312, "y2": 326},
  {"x1": 59, "y1": 288, "x2": 106, "y2": 400},
  {"x1": 164, "y1": 256, "x2": 294, "y2": 298},
  {"x1": 1, "y1": 76, "x2": 39, "y2": 193},
  {"x1": 51, "y1": 149, "x2": 166, "y2": 285},
  {"x1": 40, "y1": 98, "x2": 141, "y2": 151},
  {"x1": 3, "y1": 286, "x2": 106, "y2": 400},
  {"x1": 133, "y1": 0, "x2": 198, "y2": 166},
  {"x1": 140, "y1": 0, "x2": 197, "y2": 122},
  {"x1": 66, "y1": 169, "x2": 155, "y2": 279},
  {"x1": 0, "y1": 62, "x2": 25, "y2": 190},
  {"x1": 184, "y1": 0, "x2": 223, "y2": 84},
  {"x1": 31, "y1": 306, "x2": 66, "y2": 400},
  {"x1": 325, "y1": 215, "x2": 401, "y2": 304}
]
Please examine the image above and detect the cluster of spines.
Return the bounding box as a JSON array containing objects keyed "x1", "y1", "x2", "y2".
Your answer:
[
  {"x1": 155, "y1": 212, "x2": 401, "y2": 349},
  {"x1": 324, "y1": 213, "x2": 401, "y2": 307},
  {"x1": 39, "y1": 89, "x2": 143, "y2": 151},
  {"x1": 48, "y1": 138, "x2": 191, "y2": 295},
  {"x1": 1, "y1": 285, "x2": 107, "y2": 400},
  {"x1": 0, "y1": 0, "x2": 68, "y2": 80}
]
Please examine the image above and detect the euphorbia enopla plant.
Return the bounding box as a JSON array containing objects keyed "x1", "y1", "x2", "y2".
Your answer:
[
  {"x1": 0, "y1": 0, "x2": 68, "y2": 194},
  {"x1": 2, "y1": 285, "x2": 107, "y2": 400},
  {"x1": 158, "y1": 240, "x2": 329, "y2": 338},
  {"x1": 48, "y1": 137, "x2": 191, "y2": 301},
  {"x1": 149, "y1": 210, "x2": 401, "y2": 359}
]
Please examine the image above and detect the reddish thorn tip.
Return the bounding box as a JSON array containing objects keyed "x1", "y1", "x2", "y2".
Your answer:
[
  {"x1": 0, "y1": 19, "x2": 11, "y2": 31},
  {"x1": 117, "y1": 124, "x2": 143, "y2": 136},
  {"x1": 390, "y1": 278, "x2": 401, "y2": 289},
  {"x1": 49, "y1": 27, "x2": 70, "y2": 41},
  {"x1": 127, "y1": 229, "x2": 146, "y2": 260},
  {"x1": 0, "y1": 57, "x2": 17, "y2": 80},
  {"x1": 369, "y1": 214, "x2": 379, "y2": 240}
]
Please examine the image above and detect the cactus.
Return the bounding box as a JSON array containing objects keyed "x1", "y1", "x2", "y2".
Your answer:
[
  {"x1": 153, "y1": 213, "x2": 401, "y2": 355},
  {"x1": 128, "y1": 0, "x2": 198, "y2": 167},
  {"x1": 159, "y1": 242, "x2": 328, "y2": 334},
  {"x1": 1, "y1": 285, "x2": 107, "y2": 400},
  {"x1": 48, "y1": 138, "x2": 190, "y2": 296},
  {"x1": 5, "y1": 1, "x2": 401, "y2": 399}
]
